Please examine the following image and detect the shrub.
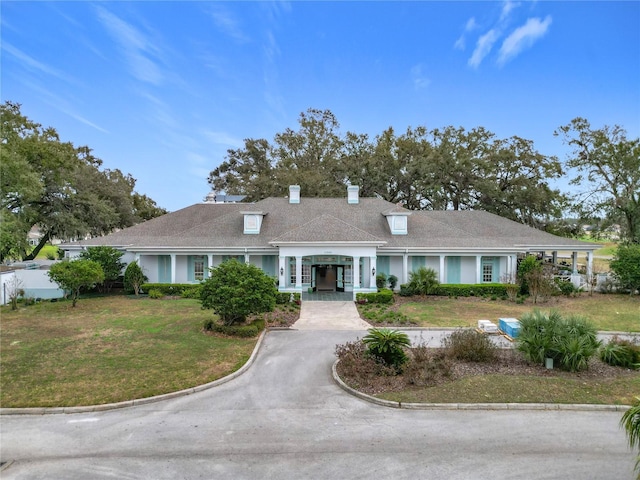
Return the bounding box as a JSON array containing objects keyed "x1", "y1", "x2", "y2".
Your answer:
[
  {"x1": 375, "y1": 272, "x2": 387, "y2": 290},
  {"x1": 433, "y1": 284, "x2": 508, "y2": 297},
  {"x1": 148, "y1": 289, "x2": 164, "y2": 299},
  {"x1": 141, "y1": 283, "x2": 202, "y2": 298},
  {"x1": 356, "y1": 289, "x2": 394, "y2": 304},
  {"x1": 387, "y1": 274, "x2": 398, "y2": 290},
  {"x1": 407, "y1": 267, "x2": 439, "y2": 295},
  {"x1": 335, "y1": 340, "x2": 396, "y2": 382},
  {"x1": 200, "y1": 259, "x2": 277, "y2": 325},
  {"x1": 79, "y1": 246, "x2": 125, "y2": 293},
  {"x1": 517, "y1": 255, "x2": 542, "y2": 295},
  {"x1": 398, "y1": 284, "x2": 414, "y2": 297},
  {"x1": 275, "y1": 292, "x2": 300, "y2": 304},
  {"x1": 516, "y1": 310, "x2": 600, "y2": 372},
  {"x1": 442, "y1": 329, "x2": 497, "y2": 363},
  {"x1": 48, "y1": 259, "x2": 105, "y2": 307},
  {"x1": 403, "y1": 342, "x2": 452, "y2": 386},
  {"x1": 203, "y1": 318, "x2": 265, "y2": 337},
  {"x1": 600, "y1": 337, "x2": 640, "y2": 369},
  {"x1": 554, "y1": 278, "x2": 576, "y2": 297},
  {"x1": 362, "y1": 328, "x2": 411, "y2": 370},
  {"x1": 610, "y1": 244, "x2": 640, "y2": 294},
  {"x1": 124, "y1": 261, "x2": 148, "y2": 295}
]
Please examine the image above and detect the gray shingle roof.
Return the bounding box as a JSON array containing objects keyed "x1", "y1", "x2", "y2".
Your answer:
[{"x1": 66, "y1": 197, "x2": 597, "y2": 252}]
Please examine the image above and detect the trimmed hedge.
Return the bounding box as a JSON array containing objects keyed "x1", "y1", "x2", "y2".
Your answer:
[
  {"x1": 433, "y1": 284, "x2": 508, "y2": 297},
  {"x1": 141, "y1": 283, "x2": 202, "y2": 299},
  {"x1": 276, "y1": 292, "x2": 301, "y2": 304},
  {"x1": 203, "y1": 318, "x2": 265, "y2": 337},
  {"x1": 356, "y1": 289, "x2": 394, "y2": 304}
]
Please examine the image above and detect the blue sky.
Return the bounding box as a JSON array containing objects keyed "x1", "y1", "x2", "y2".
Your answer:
[{"x1": 2, "y1": 1, "x2": 639, "y2": 212}]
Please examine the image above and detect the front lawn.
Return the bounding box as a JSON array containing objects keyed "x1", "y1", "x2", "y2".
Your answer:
[
  {"x1": 359, "y1": 293, "x2": 639, "y2": 332},
  {"x1": 0, "y1": 296, "x2": 259, "y2": 407}
]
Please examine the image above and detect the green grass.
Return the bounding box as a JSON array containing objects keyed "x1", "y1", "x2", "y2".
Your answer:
[
  {"x1": 0, "y1": 296, "x2": 258, "y2": 407},
  {"x1": 397, "y1": 293, "x2": 640, "y2": 332},
  {"x1": 31, "y1": 243, "x2": 61, "y2": 259},
  {"x1": 378, "y1": 374, "x2": 640, "y2": 405}
]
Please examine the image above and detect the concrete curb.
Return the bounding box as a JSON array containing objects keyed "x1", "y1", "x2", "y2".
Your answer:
[
  {"x1": 0, "y1": 330, "x2": 268, "y2": 416},
  {"x1": 332, "y1": 359, "x2": 631, "y2": 412}
]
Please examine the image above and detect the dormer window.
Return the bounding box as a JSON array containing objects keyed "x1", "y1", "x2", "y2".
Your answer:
[
  {"x1": 383, "y1": 210, "x2": 410, "y2": 235},
  {"x1": 242, "y1": 211, "x2": 265, "y2": 234}
]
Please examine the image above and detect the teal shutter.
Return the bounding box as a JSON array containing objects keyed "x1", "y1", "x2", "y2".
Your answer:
[
  {"x1": 187, "y1": 256, "x2": 195, "y2": 282},
  {"x1": 377, "y1": 256, "x2": 390, "y2": 276},
  {"x1": 262, "y1": 255, "x2": 276, "y2": 277},
  {"x1": 446, "y1": 256, "x2": 461, "y2": 284},
  {"x1": 158, "y1": 255, "x2": 171, "y2": 283},
  {"x1": 411, "y1": 256, "x2": 425, "y2": 272}
]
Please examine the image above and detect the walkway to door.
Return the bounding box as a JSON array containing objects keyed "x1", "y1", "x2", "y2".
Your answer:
[
  {"x1": 292, "y1": 301, "x2": 371, "y2": 330},
  {"x1": 301, "y1": 291, "x2": 353, "y2": 302}
]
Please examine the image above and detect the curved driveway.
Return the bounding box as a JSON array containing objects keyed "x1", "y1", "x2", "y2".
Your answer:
[{"x1": 1, "y1": 329, "x2": 636, "y2": 479}]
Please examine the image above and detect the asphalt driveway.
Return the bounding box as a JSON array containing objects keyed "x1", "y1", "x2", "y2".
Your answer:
[{"x1": 0, "y1": 329, "x2": 636, "y2": 479}]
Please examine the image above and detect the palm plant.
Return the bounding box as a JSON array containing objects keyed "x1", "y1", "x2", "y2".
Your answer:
[
  {"x1": 407, "y1": 267, "x2": 439, "y2": 295},
  {"x1": 362, "y1": 328, "x2": 411, "y2": 370},
  {"x1": 621, "y1": 397, "x2": 640, "y2": 479}
]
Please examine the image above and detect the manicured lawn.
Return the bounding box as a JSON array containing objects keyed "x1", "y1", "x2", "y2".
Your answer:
[
  {"x1": 397, "y1": 293, "x2": 640, "y2": 332},
  {"x1": 378, "y1": 374, "x2": 640, "y2": 406},
  {"x1": 0, "y1": 296, "x2": 258, "y2": 408}
]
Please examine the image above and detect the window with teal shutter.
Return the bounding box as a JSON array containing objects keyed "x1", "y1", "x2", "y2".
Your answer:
[
  {"x1": 446, "y1": 256, "x2": 461, "y2": 284},
  {"x1": 377, "y1": 256, "x2": 390, "y2": 276},
  {"x1": 158, "y1": 255, "x2": 171, "y2": 283},
  {"x1": 411, "y1": 256, "x2": 425, "y2": 272},
  {"x1": 188, "y1": 255, "x2": 206, "y2": 282},
  {"x1": 262, "y1": 255, "x2": 276, "y2": 277}
]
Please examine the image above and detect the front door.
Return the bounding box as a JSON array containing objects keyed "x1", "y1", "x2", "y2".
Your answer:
[{"x1": 316, "y1": 265, "x2": 337, "y2": 292}]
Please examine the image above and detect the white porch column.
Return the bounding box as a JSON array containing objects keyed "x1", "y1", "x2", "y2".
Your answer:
[
  {"x1": 552, "y1": 251, "x2": 558, "y2": 265},
  {"x1": 402, "y1": 253, "x2": 409, "y2": 285},
  {"x1": 439, "y1": 255, "x2": 446, "y2": 283},
  {"x1": 207, "y1": 254, "x2": 214, "y2": 270},
  {"x1": 586, "y1": 251, "x2": 593, "y2": 278},
  {"x1": 295, "y1": 256, "x2": 302, "y2": 288},
  {"x1": 476, "y1": 255, "x2": 482, "y2": 284},
  {"x1": 170, "y1": 254, "x2": 176, "y2": 284},
  {"x1": 353, "y1": 256, "x2": 361, "y2": 288},
  {"x1": 244, "y1": 252, "x2": 250, "y2": 264},
  {"x1": 279, "y1": 256, "x2": 286, "y2": 288},
  {"x1": 370, "y1": 256, "x2": 377, "y2": 288},
  {"x1": 571, "y1": 251, "x2": 578, "y2": 274}
]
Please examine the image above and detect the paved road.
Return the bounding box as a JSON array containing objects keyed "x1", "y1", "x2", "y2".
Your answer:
[{"x1": 1, "y1": 330, "x2": 636, "y2": 479}]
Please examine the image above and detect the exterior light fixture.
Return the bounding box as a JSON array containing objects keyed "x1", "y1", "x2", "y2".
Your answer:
[
  {"x1": 372, "y1": 267, "x2": 376, "y2": 276},
  {"x1": 280, "y1": 267, "x2": 284, "y2": 276}
]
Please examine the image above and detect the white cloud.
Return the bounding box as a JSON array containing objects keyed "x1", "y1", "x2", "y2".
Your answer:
[
  {"x1": 468, "y1": 29, "x2": 499, "y2": 68},
  {"x1": 498, "y1": 16, "x2": 552, "y2": 66},
  {"x1": 500, "y1": 1, "x2": 520, "y2": 22},
  {"x1": 411, "y1": 64, "x2": 431, "y2": 90},
  {"x1": 207, "y1": 4, "x2": 250, "y2": 43},
  {"x1": 454, "y1": 17, "x2": 477, "y2": 50},
  {"x1": 202, "y1": 130, "x2": 243, "y2": 148},
  {"x1": 94, "y1": 6, "x2": 164, "y2": 85},
  {"x1": 2, "y1": 42, "x2": 77, "y2": 84}
]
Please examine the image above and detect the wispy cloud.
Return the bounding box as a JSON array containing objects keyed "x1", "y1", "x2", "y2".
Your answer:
[
  {"x1": 21, "y1": 79, "x2": 109, "y2": 134},
  {"x1": 498, "y1": 16, "x2": 552, "y2": 66},
  {"x1": 468, "y1": 29, "x2": 499, "y2": 68},
  {"x1": 206, "y1": 4, "x2": 250, "y2": 43},
  {"x1": 2, "y1": 42, "x2": 78, "y2": 84},
  {"x1": 454, "y1": 17, "x2": 477, "y2": 50},
  {"x1": 410, "y1": 64, "x2": 431, "y2": 90},
  {"x1": 202, "y1": 130, "x2": 243, "y2": 148},
  {"x1": 500, "y1": 1, "x2": 520, "y2": 22},
  {"x1": 94, "y1": 6, "x2": 164, "y2": 85}
]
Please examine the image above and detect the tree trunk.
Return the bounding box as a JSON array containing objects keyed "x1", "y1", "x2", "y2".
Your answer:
[{"x1": 23, "y1": 231, "x2": 51, "y2": 260}]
